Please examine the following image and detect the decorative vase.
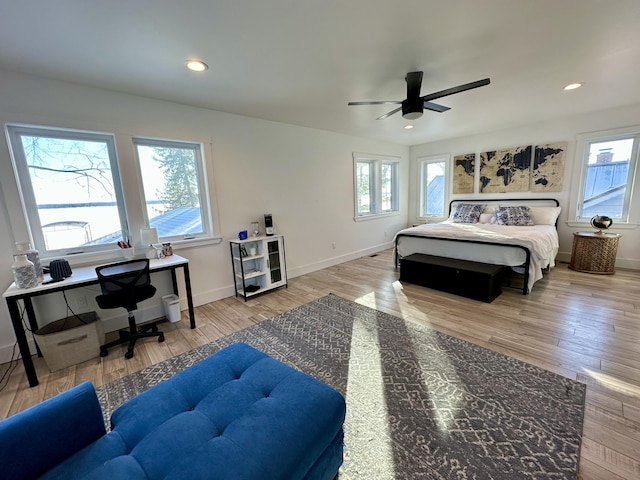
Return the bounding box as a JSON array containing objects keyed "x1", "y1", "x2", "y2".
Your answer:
[
  {"x1": 15, "y1": 242, "x2": 43, "y2": 283},
  {"x1": 12, "y1": 254, "x2": 38, "y2": 289}
]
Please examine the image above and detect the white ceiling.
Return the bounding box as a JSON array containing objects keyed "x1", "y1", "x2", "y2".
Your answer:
[{"x1": 1, "y1": 0, "x2": 640, "y2": 146}]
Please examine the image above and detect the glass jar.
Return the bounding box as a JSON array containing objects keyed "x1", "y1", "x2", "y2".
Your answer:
[
  {"x1": 15, "y1": 242, "x2": 43, "y2": 283},
  {"x1": 12, "y1": 254, "x2": 38, "y2": 289}
]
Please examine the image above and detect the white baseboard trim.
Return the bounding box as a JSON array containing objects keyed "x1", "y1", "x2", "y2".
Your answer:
[{"x1": 288, "y1": 242, "x2": 394, "y2": 278}]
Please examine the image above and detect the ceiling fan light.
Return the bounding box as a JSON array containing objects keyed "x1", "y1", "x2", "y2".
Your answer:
[
  {"x1": 402, "y1": 111, "x2": 423, "y2": 120},
  {"x1": 402, "y1": 98, "x2": 423, "y2": 120}
]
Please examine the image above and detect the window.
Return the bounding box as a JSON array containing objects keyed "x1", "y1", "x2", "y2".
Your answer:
[
  {"x1": 4, "y1": 124, "x2": 215, "y2": 257},
  {"x1": 418, "y1": 155, "x2": 449, "y2": 219},
  {"x1": 6, "y1": 125, "x2": 127, "y2": 254},
  {"x1": 574, "y1": 128, "x2": 639, "y2": 223},
  {"x1": 353, "y1": 153, "x2": 399, "y2": 219},
  {"x1": 134, "y1": 138, "x2": 210, "y2": 241}
]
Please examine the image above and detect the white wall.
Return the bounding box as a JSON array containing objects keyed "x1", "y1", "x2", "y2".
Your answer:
[
  {"x1": 409, "y1": 103, "x2": 640, "y2": 270},
  {"x1": 0, "y1": 70, "x2": 409, "y2": 363}
]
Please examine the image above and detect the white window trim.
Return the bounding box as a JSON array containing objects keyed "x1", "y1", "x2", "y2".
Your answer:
[
  {"x1": 132, "y1": 136, "x2": 214, "y2": 243},
  {"x1": 1, "y1": 122, "x2": 222, "y2": 264},
  {"x1": 567, "y1": 125, "x2": 640, "y2": 227},
  {"x1": 417, "y1": 154, "x2": 450, "y2": 222},
  {"x1": 353, "y1": 152, "x2": 401, "y2": 222}
]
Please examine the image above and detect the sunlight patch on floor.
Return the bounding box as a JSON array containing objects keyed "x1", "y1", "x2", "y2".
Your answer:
[
  {"x1": 582, "y1": 368, "x2": 640, "y2": 396},
  {"x1": 355, "y1": 289, "x2": 466, "y2": 438},
  {"x1": 344, "y1": 293, "x2": 396, "y2": 478}
]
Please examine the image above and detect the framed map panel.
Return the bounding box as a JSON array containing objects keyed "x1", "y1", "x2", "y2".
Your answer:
[
  {"x1": 452, "y1": 153, "x2": 475, "y2": 194},
  {"x1": 479, "y1": 145, "x2": 532, "y2": 193},
  {"x1": 531, "y1": 142, "x2": 566, "y2": 192}
]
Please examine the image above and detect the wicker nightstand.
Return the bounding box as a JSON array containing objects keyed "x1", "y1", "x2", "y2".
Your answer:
[{"x1": 569, "y1": 232, "x2": 621, "y2": 274}]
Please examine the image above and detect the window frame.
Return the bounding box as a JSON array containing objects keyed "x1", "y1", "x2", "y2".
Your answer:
[
  {"x1": 353, "y1": 152, "x2": 400, "y2": 221},
  {"x1": 569, "y1": 126, "x2": 640, "y2": 225},
  {"x1": 5, "y1": 124, "x2": 129, "y2": 256},
  {"x1": 133, "y1": 136, "x2": 213, "y2": 243},
  {"x1": 417, "y1": 154, "x2": 450, "y2": 221}
]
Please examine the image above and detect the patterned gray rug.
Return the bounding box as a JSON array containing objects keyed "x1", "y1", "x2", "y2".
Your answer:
[{"x1": 96, "y1": 294, "x2": 585, "y2": 479}]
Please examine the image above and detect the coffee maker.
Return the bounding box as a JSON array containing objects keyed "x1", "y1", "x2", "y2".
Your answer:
[{"x1": 264, "y1": 214, "x2": 274, "y2": 236}]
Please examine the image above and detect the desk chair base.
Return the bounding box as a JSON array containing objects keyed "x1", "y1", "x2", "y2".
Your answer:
[{"x1": 100, "y1": 313, "x2": 164, "y2": 359}]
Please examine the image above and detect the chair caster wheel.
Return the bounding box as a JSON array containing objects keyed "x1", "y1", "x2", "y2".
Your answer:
[
  {"x1": 125, "y1": 350, "x2": 134, "y2": 359},
  {"x1": 158, "y1": 334, "x2": 165, "y2": 343},
  {"x1": 100, "y1": 349, "x2": 108, "y2": 357}
]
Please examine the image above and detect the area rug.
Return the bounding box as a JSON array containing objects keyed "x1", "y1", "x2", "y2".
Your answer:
[{"x1": 96, "y1": 294, "x2": 586, "y2": 479}]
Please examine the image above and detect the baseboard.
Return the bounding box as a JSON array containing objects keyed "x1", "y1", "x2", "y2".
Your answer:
[
  {"x1": 288, "y1": 242, "x2": 394, "y2": 278},
  {"x1": 192, "y1": 242, "x2": 395, "y2": 307}
]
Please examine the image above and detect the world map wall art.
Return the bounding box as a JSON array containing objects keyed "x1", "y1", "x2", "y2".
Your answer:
[
  {"x1": 452, "y1": 153, "x2": 475, "y2": 194},
  {"x1": 451, "y1": 142, "x2": 566, "y2": 194}
]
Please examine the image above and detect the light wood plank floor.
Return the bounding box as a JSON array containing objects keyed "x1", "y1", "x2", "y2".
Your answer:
[{"x1": 1, "y1": 249, "x2": 638, "y2": 480}]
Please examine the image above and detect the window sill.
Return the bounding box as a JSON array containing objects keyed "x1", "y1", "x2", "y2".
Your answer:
[
  {"x1": 353, "y1": 211, "x2": 401, "y2": 222},
  {"x1": 565, "y1": 221, "x2": 638, "y2": 230},
  {"x1": 40, "y1": 236, "x2": 224, "y2": 267}
]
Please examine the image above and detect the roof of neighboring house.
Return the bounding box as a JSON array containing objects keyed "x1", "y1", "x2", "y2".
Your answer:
[{"x1": 86, "y1": 207, "x2": 202, "y2": 245}]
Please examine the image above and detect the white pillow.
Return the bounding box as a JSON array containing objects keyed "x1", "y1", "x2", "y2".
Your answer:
[
  {"x1": 482, "y1": 205, "x2": 496, "y2": 214},
  {"x1": 478, "y1": 213, "x2": 496, "y2": 224},
  {"x1": 528, "y1": 206, "x2": 561, "y2": 225}
]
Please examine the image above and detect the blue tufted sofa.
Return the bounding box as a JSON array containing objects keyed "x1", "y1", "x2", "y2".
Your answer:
[{"x1": 0, "y1": 343, "x2": 346, "y2": 479}]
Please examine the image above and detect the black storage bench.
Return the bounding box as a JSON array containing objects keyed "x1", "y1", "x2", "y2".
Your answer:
[{"x1": 400, "y1": 253, "x2": 507, "y2": 303}]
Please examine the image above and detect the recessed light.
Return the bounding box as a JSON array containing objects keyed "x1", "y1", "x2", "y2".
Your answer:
[
  {"x1": 564, "y1": 83, "x2": 582, "y2": 91},
  {"x1": 186, "y1": 59, "x2": 208, "y2": 72},
  {"x1": 404, "y1": 125, "x2": 414, "y2": 129}
]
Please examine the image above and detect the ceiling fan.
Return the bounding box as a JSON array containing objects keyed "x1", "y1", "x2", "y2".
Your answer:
[{"x1": 348, "y1": 71, "x2": 490, "y2": 120}]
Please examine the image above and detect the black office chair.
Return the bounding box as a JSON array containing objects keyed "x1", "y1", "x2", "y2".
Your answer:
[{"x1": 95, "y1": 259, "x2": 164, "y2": 359}]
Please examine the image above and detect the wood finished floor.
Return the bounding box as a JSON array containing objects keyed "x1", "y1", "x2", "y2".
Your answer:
[{"x1": 0, "y1": 249, "x2": 638, "y2": 480}]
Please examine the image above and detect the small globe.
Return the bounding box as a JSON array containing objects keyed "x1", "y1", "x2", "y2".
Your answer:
[{"x1": 590, "y1": 215, "x2": 613, "y2": 232}]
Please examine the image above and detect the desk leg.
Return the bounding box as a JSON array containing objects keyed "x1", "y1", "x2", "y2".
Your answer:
[
  {"x1": 23, "y1": 297, "x2": 42, "y2": 357},
  {"x1": 182, "y1": 264, "x2": 196, "y2": 329},
  {"x1": 5, "y1": 298, "x2": 39, "y2": 387}
]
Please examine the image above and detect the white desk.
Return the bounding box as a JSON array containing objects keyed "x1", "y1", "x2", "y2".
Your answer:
[{"x1": 3, "y1": 254, "x2": 195, "y2": 387}]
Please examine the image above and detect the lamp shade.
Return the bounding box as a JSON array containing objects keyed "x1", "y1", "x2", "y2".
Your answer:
[{"x1": 140, "y1": 228, "x2": 159, "y2": 245}]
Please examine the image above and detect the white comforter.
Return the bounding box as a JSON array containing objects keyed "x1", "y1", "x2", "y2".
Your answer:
[{"x1": 394, "y1": 221, "x2": 560, "y2": 292}]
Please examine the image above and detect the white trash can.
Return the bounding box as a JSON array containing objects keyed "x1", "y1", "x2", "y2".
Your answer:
[{"x1": 161, "y1": 294, "x2": 181, "y2": 323}]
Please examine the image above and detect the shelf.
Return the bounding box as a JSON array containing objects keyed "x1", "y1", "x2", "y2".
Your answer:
[
  {"x1": 230, "y1": 235, "x2": 287, "y2": 301},
  {"x1": 237, "y1": 288, "x2": 262, "y2": 298},
  {"x1": 236, "y1": 270, "x2": 265, "y2": 280}
]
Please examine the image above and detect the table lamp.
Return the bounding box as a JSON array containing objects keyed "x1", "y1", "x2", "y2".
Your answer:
[{"x1": 140, "y1": 228, "x2": 159, "y2": 259}]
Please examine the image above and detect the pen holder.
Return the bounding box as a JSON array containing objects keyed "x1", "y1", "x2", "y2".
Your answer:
[{"x1": 122, "y1": 247, "x2": 135, "y2": 259}]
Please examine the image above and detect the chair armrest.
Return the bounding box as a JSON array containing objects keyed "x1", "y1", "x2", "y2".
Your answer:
[{"x1": 0, "y1": 381, "x2": 106, "y2": 480}]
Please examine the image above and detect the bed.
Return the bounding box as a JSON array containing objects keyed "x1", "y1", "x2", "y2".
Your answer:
[{"x1": 394, "y1": 198, "x2": 561, "y2": 294}]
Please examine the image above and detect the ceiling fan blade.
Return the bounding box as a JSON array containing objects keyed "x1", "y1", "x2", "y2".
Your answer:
[
  {"x1": 421, "y1": 78, "x2": 491, "y2": 102},
  {"x1": 348, "y1": 101, "x2": 402, "y2": 106},
  {"x1": 406, "y1": 71, "x2": 423, "y2": 98},
  {"x1": 376, "y1": 107, "x2": 402, "y2": 120},
  {"x1": 423, "y1": 101, "x2": 451, "y2": 113}
]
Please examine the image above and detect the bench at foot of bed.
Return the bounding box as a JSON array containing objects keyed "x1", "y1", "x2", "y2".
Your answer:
[{"x1": 400, "y1": 253, "x2": 508, "y2": 303}]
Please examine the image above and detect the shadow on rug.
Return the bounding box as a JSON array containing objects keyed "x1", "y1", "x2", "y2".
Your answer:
[{"x1": 97, "y1": 293, "x2": 585, "y2": 479}]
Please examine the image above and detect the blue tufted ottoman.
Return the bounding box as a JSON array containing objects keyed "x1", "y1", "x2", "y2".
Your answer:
[{"x1": 0, "y1": 343, "x2": 346, "y2": 479}]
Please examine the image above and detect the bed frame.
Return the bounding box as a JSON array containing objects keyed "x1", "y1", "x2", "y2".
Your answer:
[{"x1": 394, "y1": 198, "x2": 560, "y2": 294}]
